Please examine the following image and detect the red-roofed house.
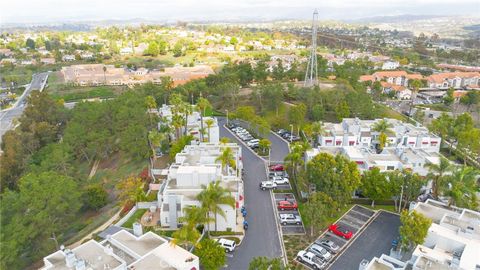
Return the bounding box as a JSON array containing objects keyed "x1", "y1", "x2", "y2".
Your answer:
[
  {"x1": 427, "y1": 72, "x2": 480, "y2": 90},
  {"x1": 359, "y1": 71, "x2": 423, "y2": 87},
  {"x1": 381, "y1": 82, "x2": 413, "y2": 100}
]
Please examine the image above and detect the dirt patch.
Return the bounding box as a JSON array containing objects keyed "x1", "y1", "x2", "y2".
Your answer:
[
  {"x1": 153, "y1": 155, "x2": 171, "y2": 169},
  {"x1": 98, "y1": 153, "x2": 122, "y2": 170}
]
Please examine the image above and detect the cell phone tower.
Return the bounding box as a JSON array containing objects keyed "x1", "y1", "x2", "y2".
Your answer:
[{"x1": 304, "y1": 9, "x2": 319, "y2": 87}]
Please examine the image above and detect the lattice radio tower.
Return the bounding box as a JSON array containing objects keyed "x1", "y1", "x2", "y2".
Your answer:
[{"x1": 304, "y1": 9, "x2": 319, "y2": 87}]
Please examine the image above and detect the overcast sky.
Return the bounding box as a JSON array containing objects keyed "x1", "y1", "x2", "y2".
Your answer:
[{"x1": 1, "y1": 0, "x2": 479, "y2": 24}]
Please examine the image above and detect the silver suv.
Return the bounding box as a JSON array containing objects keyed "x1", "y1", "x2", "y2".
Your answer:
[{"x1": 279, "y1": 213, "x2": 302, "y2": 225}]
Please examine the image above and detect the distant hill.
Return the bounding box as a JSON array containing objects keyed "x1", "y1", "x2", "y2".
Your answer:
[{"x1": 345, "y1": 14, "x2": 443, "y2": 24}]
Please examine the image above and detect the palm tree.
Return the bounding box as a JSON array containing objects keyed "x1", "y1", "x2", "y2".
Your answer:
[
  {"x1": 197, "y1": 181, "x2": 236, "y2": 232},
  {"x1": 425, "y1": 157, "x2": 452, "y2": 199},
  {"x1": 372, "y1": 119, "x2": 393, "y2": 150},
  {"x1": 220, "y1": 137, "x2": 230, "y2": 144},
  {"x1": 205, "y1": 118, "x2": 215, "y2": 142},
  {"x1": 148, "y1": 130, "x2": 166, "y2": 159},
  {"x1": 409, "y1": 79, "x2": 423, "y2": 116},
  {"x1": 197, "y1": 97, "x2": 211, "y2": 142},
  {"x1": 103, "y1": 65, "x2": 107, "y2": 84},
  {"x1": 311, "y1": 121, "x2": 325, "y2": 147},
  {"x1": 216, "y1": 147, "x2": 236, "y2": 175},
  {"x1": 172, "y1": 114, "x2": 184, "y2": 140},
  {"x1": 444, "y1": 166, "x2": 479, "y2": 208},
  {"x1": 258, "y1": 139, "x2": 271, "y2": 156},
  {"x1": 284, "y1": 143, "x2": 306, "y2": 180}
]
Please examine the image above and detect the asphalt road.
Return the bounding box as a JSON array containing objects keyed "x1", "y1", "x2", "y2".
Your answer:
[
  {"x1": 218, "y1": 117, "x2": 288, "y2": 269},
  {"x1": 267, "y1": 131, "x2": 290, "y2": 164},
  {"x1": 329, "y1": 211, "x2": 401, "y2": 270},
  {"x1": 0, "y1": 72, "x2": 49, "y2": 144}
]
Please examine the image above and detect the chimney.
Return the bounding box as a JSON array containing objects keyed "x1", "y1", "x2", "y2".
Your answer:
[
  {"x1": 65, "y1": 250, "x2": 76, "y2": 267},
  {"x1": 133, "y1": 222, "x2": 143, "y2": 237}
]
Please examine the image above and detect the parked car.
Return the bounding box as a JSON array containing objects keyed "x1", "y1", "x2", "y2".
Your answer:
[
  {"x1": 277, "y1": 200, "x2": 298, "y2": 211},
  {"x1": 259, "y1": 181, "x2": 277, "y2": 190},
  {"x1": 329, "y1": 224, "x2": 353, "y2": 239},
  {"x1": 277, "y1": 129, "x2": 288, "y2": 135},
  {"x1": 280, "y1": 213, "x2": 302, "y2": 225},
  {"x1": 309, "y1": 244, "x2": 332, "y2": 261},
  {"x1": 269, "y1": 164, "x2": 284, "y2": 171},
  {"x1": 296, "y1": 250, "x2": 327, "y2": 269},
  {"x1": 216, "y1": 238, "x2": 236, "y2": 252},
  {"x1": 271, "y1": 176, "x2": 289, "y2": 185},
  {"x1": 282, "y1": 133, "x2": 291, "y2": 139},
  {"x1": 247, "y1": 139, "x2": 259, "y2": 146},
  {"x1": 315, "y1": 239, "x2": 340, "y2": 253}
]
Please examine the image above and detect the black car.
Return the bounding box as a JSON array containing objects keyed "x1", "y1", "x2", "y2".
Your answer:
[{"x1": 282, "y1": 133, "x2": 291, "y2": 139}]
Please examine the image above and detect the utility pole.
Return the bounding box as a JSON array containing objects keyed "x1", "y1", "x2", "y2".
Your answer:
[{"x1": 304, "y1": 9, "x2": 319, "y2": 87}]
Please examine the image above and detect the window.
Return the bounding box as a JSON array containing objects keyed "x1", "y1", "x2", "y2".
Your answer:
[
  {"x1": 336, "y1": 141, "x2": 342, "y2": 146},
  {"x1": 349, "y1": 141, "x2": 355, "y2": 146},
  {"x1": 325, "y1": 139, "x2": 332, "y2": 143},
  {"x1": 387, "y1": 166, "x2": 395, "y2": 170},
  {"x1": 431, "y1": 141, "x2": 438, "y2": 146}
]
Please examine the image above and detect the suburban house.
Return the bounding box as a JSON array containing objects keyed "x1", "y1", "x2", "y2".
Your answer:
[
  {"x1": 426, "y1": 72, "x2": 480, "y2": 90},
  {"x1": 305, "y1": 118, "x2": 442, "y2": 176},
  {"x1": 41, "y1": 228, "x2": 199, "y2": 270},
  {"x1": 359, "y1": 71, "x2": 423, "y2": 87},
  {"x1": 408, "y1": 199, "x2": 480, "y2": 270},
  {"x1": 381, "y1": 61, "x2": 400, "y2": 70},
  {"x1": 157, "y1": 142, "x2": 243, "y2": 232},
  {"x1": 40, "y1": 58, "x2": 56, "y2": 65},
  {"x1": 380, "y1": 81, "x2": 413, "y2": 100}
]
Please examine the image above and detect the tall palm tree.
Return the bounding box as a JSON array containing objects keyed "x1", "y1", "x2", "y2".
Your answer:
[
  {"x1": 197, "y1": 181, "x2": 236, "y2": 232},
  {"x1": 197, "y1": 97, "x2": 211, "y2": 142},
  {"x1": 102, "y1": 65, "x2": 107, "y2": 84},
  {"x1": 148, "y1": 130, "x2": 166, "y2": 159},
  {"x1": 444, "y1": 166, "x2": 479, "y2": 208},
  {"x1": 205, "y1": 118, "x2": 215, "y2": 142},
  {"x1": 409, "y1": 79, "x2": 423, "y2": 116},
  {"x1": 311, "y1": 121, "x2": 325, "y2": 147},
  {"x1": 284, "y1": 143, "x2": 306, "y2": 180},
  {"x1": 216, "y1": 147, "x2": 236, "y2": 175},
  {"x1": 425, "y1": 157, "x2": 452, "y2": 199},
  {"x1": 172, "y1": 114, "x2": 184, "y2": 140},
  {"x1": 372, "y1": 119, "x2": 393, "y2": 150}
]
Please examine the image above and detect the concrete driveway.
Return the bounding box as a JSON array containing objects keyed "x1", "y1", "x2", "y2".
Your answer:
[{"x1": 218, "y1": 118, "x2": 284, "y2": 269}]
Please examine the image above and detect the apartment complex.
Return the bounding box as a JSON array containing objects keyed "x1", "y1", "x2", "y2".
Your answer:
[
  {"x1": 359, "y1": 71, "x2": 423, "y2": 87},
  {"x1": 158, "y1": 104, "x2": 220, "y2": 143},
  {"x1": 157, "y1": 142, "x2": 243, "y2": 232},
  {"x1": 41, "y1": 229, "x2": 199, "y2": 270},
  {"x1": 409, "y1": 199, "x2": 480, "y2": 270},
  {"x1": 426, "y1": 72, "x2": 480, "y2": 90},
  {"x1": 360, "y1": 254, "x2": 407, "y2": 270},
  {"x1": 61, "y1": 64, "x2": 214, "y2": 87},
  {"x1": 306, "y1": 118, "x2": 442, "y2": 176}
]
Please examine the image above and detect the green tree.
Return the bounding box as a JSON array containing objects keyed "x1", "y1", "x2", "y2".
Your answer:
[
  {"x1": 429, "y1": 113, "x2": 454, "y2": 152},
  {"x1": 457, "y1": 128, "x2": 480, "y2": 165},
  {"x1": 460, "y1": 91, "x2": 480, "y2": 112},
  {"x1": 413, "y1": 109, "x2": 425, "y2": 123},
  {"x1": 399, "y1": 210, "x2": 431, "y2": 251},
  {"x1": 173, "y1": 41, "x2": 184, "y2": 57},
  {"x1": 173, "y1": 206, "x2": 211, "y2": 249},
  {"x1": 361, "y1": 168, "x2": 393, "y2": 207},
  {"x1": 194, "y1": 238, "x2": 226, "y2": 270},
  {"x1": 170, "y1": 135, "x2": 193, "y2": 158},
  {"x1": 306, "y1": 153, "x2": 361, "y2": 206},
  {"x1": 148, "y1": 130, "x2": 166, "y2": 159},
  {"x1": 373, "y1": 119, "x2": 393, "y2": 150},
  {"x1": 408, "y1": 79, "x2": 423, "y2": 115},
  {"x1": 258, "y1": 138, "x2": 271, "y2": 156},
  {"x1": 83, "y1": 184, "x2": 108, "y2": 210},
  {"x1": 335, "y1": 101, "x2": 350, "y2": 121},
  {"x1": 144, "y1": 41, "x2": 160, "y2": 56},
  {"x1": 388, "y1": 170, "x2": 426, "y2": 211},
  {"x1": 443, "y1": 88, "x2": 455, "y2": 106},
  {"x1": 249, "y1": 257, "x2": 285, "y2": 270},
  {"x1": 116, "y1": 176, "x2": 145, "y2": 206},
  {"x1": 235, "y1": 106, "x2": 256, "y2": 122},
  {"x1": 254, "y1": 61, "x2": 269, "y2": 83},
  {"x1": 288, "y1": 103, "x2": 307, "y2": 129},
  {"x1": 444, "y1": 166, "x2": 479, "y2": 209},
  {"x1": 303, "y1": 192, "x2": 338, "y2": 236},
  {"x1": 197, "y1": 97, "x2": 212, "y2": 142},
  {"x1": 197, "y1": 181, "x2": 236, "y2": 232},
  {"x1": 216, "y1": 147, "x2": 236, "y2": 175},
  {"x1": 205, "y1": 118, "x2": 215, "y2": 142},
  {"x1": 26, "y1": 38, "x2": 35, "y2": 49},
  {"x1": 425, "y1": 157, "x2": 452, "y2": 199},
  {"x1": 0, "y1": 172, "x2": 81, "y2": 269},
  {"x1": 284, "y1": 142, "x2": 307, "y2": 180}
]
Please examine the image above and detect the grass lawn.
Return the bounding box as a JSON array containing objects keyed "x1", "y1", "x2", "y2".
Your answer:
[
  {"x1": 416, "y1": 103, "x2": 450, "y2": 112},
  {"x1": 123, "y1": 209, "x2": 148, "y2": 228},
  {"x1": 377, "y1": 103, "x2": 408, "y2": 121}
]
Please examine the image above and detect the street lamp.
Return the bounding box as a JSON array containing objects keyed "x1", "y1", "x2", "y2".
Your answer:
[
  {"x1": 290, "y1": 124, "x2": 293, "y2": 143},
  {"x1": 226, "y1": 109, "x2": 229, "y2": 126}
]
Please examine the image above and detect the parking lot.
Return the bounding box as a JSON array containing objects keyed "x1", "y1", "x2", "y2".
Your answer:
[
  {"x1": 328, "y1": 211, "x2": 401, "y2": 270},
  {"x1": 273, "y1": 193, "x2": 306, "y2": 235},
  {"x1": 296, "y1": 205, "x2": 376, "y2": 269}
]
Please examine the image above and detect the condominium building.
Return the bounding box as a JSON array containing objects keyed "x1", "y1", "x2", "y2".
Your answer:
[
  {"x1": 360, "y1": 254, "x2": 407, "y2": 270},
  {"x1": 359, "y1": 71, "x2": 423, "y2": 87},
  {"x1": 408, "y1": 199, "x2": 480, "y2": 270},
  {"x1": 306, "y1": 118, "x2": 442, "y2": 176},
  {"x1": 41, "y1": 229, "x2": 199, "y2": 270},
  {"x1": 426, "y1": 72, "x2": 480, "y2": 90},
  {"x1": 157, "y1": 142, "x2": 243, "y2": 232}
]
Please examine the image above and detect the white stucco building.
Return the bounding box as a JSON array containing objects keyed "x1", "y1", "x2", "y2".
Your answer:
[
  {"x1": 41, "y1": 229, "x2": 199, "y2": 270},
  {"x1": 408, "y1": 199, "x2": 480, "y2": 270},
  {"x1": 157, "y1": 142, "x2": 243, "y2": 232},
  {"x1": 306, "y1": 118, "x2": 442, "y2": 176}
]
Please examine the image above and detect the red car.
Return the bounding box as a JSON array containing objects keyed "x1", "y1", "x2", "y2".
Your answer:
[
  {"x1": 269, "y1": 164, "x2": 284, "y2": 171},
  {"x1": 277, "y1": 200, "x2": 298, "y2": 211},
  {"x1": 329, "y1": 224, "x2": 353, "y2": 239}
]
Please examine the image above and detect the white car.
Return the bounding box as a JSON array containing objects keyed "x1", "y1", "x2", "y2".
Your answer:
[
  {"x1": 247, "y1": 139, "x2": 259, "y2": 146},
  {"x1": 271, "y1": 176, "x2": 289, "y2": 185},
  {"x1": 259, "y1": 180, "x2": 277, "y2": 190},
  {"x1": 297, "y1": 250, "x2": 327, "y2": 269},
  {"x1": 309, "y1": 244, "x2": 332, "y2": 260},
  {"x1": 280, "y1": 213, "x2": 302, "y2": 225},
  {"x1": 216, "y1": 238, "x2": 236, "y2": 252}
]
